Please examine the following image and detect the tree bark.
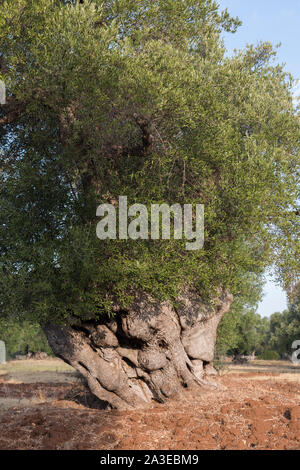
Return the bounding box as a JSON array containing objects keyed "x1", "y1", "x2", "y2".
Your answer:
[{"x1": 43, "y1": 290, "x2": 233, "y2": 410}]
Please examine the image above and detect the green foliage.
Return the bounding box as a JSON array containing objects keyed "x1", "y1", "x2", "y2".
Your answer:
[
  {"x1": 268, "y1": 283, "x2": 300, "y2": 355},
  {"x1": 0, "y1": 319, "x2": 52, "y2": 358},
  {"x1": 216, "y1": 274, "x2": 268, "y2": 355},
  {"x1": 258, "y1": 350, "x2": 279, "y2": 361},
  {"x1": 0, "y1": 0, "x2": 299, "y2": 326},
  {"x1": 219, "y1": 308, "x2": 270, "y2": 356},
  {"x1": 217, "y1": 281, "x2": 300, "y2": 358}
]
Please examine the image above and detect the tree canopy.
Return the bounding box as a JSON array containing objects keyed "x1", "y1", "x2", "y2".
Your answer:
[{"x1": 0, "y1": 0, "x2": 299, "y2": 326}]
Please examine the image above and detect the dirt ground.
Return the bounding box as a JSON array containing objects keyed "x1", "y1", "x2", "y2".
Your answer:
[{"x1": 0, "y1": 359, "x2": 299, "y2": 450}]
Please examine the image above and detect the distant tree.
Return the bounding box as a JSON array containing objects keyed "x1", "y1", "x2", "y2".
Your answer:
[
  {"x1": 287, "y1": 283, "x2": 300, "y2": 342},
  {"x1": 218, "y1": 306, "x2": 271, "y2": 358},
  {"x1": 234, "y1": 311, "x2": 270, "y2": 356},
  {"x1": 0, "y1": 319, "x2": 51, "y2": 359},
  {"x1": 216, "y1": 273, "x2": 265, "y2": 354},
  {"x1": 269, "y1": 283, "x2": 300, "y2": 356},
  {"x1": 0, "y1": 0, "x2": 299, "y2": 409}
]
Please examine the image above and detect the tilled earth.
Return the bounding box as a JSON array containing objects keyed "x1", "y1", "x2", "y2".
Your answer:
[{"x1": 0, "y1": 371, "x2": 299, "y2": 450}]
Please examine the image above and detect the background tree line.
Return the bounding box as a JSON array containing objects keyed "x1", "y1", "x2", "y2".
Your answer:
[
  {"x1": 216, "y1": 281, "x2": 300, "y2": 360},
  {"x1": 0, "y1": 319, "x2": 51, "y2": 359}
]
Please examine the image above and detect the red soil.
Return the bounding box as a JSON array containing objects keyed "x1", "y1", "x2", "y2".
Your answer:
[{"x1": 0, "y1": 373, "x2": 299, "y2": 450}]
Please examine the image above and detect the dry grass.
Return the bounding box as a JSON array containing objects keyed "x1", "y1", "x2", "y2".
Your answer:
[
  {"x1": 0, "y1": 358, "x2": 78, "y2": 384},
  {"x1": 223, "y1": 360, "x2": 300, "y2": 376},
  {"x1": 0, "y1": 397, "x2": 47, "y2": 410},
  {"x1": 245, "y1": 373, "x2": 300, "y2": 383}
]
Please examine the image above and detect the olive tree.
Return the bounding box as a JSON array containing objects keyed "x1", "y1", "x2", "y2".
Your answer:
[{"x1": 0, "y1": 0, "x2": 299, "y2": 409}]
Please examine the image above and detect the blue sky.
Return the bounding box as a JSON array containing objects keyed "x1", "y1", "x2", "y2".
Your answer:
[
  {"x1": 217, "y1": 1, "x2": 300, "y2": 317},
  {"x1": 218, "y1": 0, "x2": 300, "y2": 83}
]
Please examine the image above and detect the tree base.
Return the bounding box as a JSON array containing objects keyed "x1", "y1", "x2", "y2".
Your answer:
[{"x1": 43, "y1": 291, "x2": 233, "y2": 410}]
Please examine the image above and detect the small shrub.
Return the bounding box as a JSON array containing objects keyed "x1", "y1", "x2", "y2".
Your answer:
[{"x1": 258, "y1": 350, "x2": 280, "y2": 360}]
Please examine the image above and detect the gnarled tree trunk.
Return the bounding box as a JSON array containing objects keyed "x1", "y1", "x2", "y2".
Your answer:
[{"x1": 43, "y1": 290, "x2": 233, "y2": 410}]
